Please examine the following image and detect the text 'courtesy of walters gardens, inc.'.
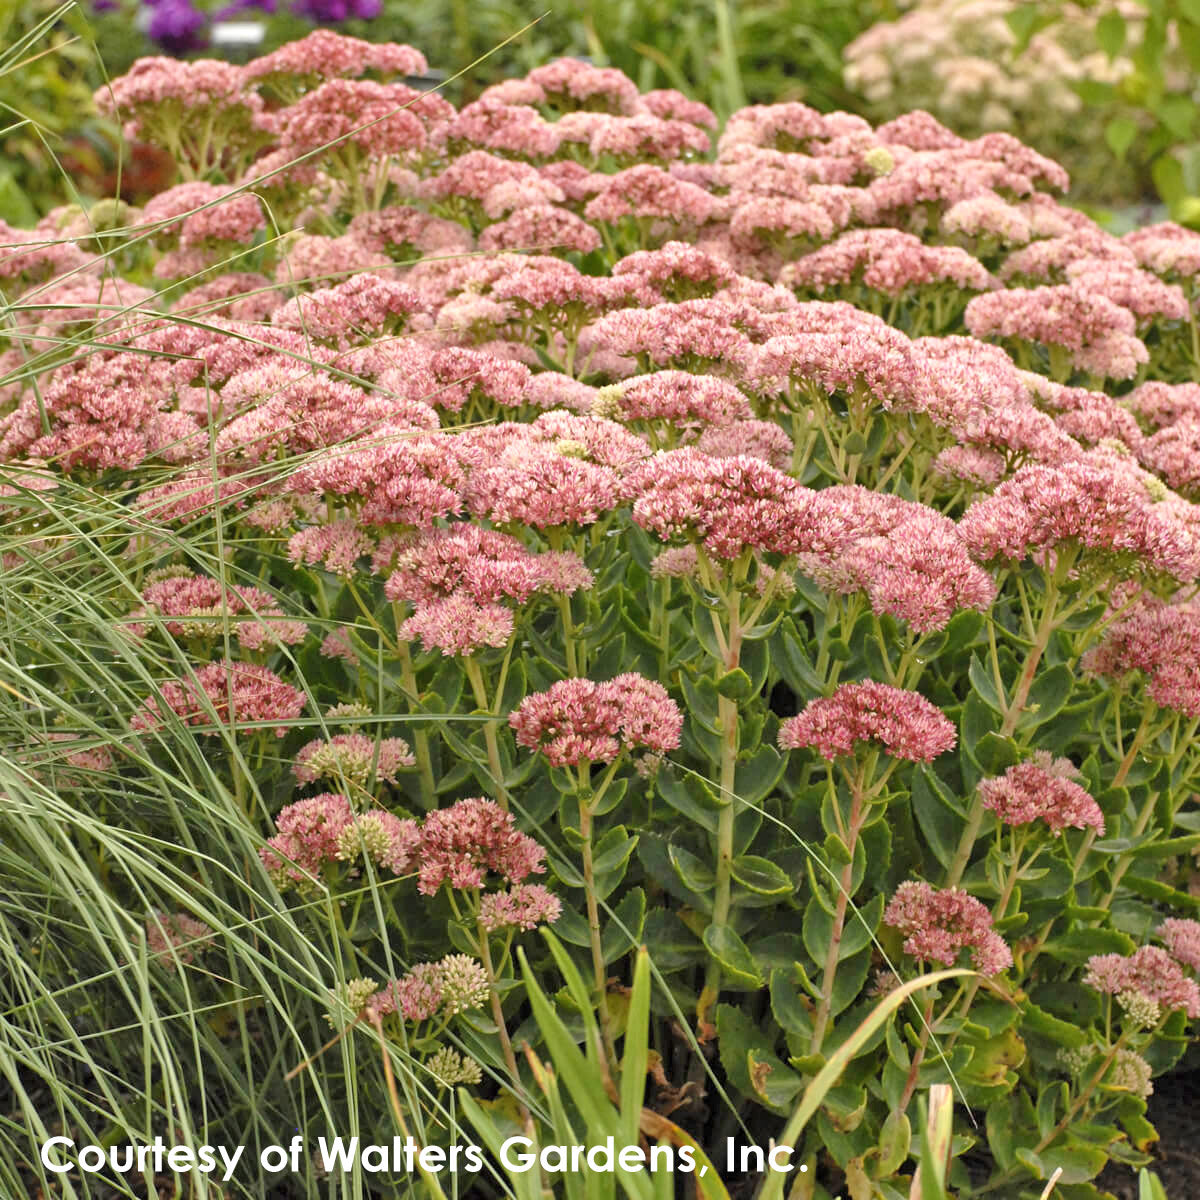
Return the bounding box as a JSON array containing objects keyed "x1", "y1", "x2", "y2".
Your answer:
[{"x1": 40, "y1": 1134, "x2": 813, "y2": 1182}]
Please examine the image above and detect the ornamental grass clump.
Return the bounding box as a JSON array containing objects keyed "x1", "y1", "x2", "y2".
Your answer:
[{"x1": 7, "y1": 28, "x2": 1200, "y2": 1200}]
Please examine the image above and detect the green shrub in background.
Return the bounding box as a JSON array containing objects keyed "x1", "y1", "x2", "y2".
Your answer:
[
  {"x1": 8, "y1": 1, "x2": 1200, "y2": 224},
  {"x1": 0, "y1": 0, "x2": 113, "y2": 223},
  {"x1": 24, "y1": 0, "x2": 891, "y2": 215},
  {"x1": 85, "y1": 0, "x2": 892, "y2": 115},
  {"x1": 1008, "y1": 0, "x2": 1200, "y2": 222},
  {"x1": 842, "y1": 0, "x2": 1186, "y2": 212}
]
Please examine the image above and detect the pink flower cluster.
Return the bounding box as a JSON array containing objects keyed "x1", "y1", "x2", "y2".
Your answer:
[
  {"x1": 959, "y1": 458, "x2": 1200, "y2": 582},
  {"x1": 1081, "y1": 595, "x2": 1200, "y2": 717},
  {"x1": 626, "y1": 448, "x2": 844, "y2": 561},
  {"x1": 259, "y1": 793, "x2": 555, "y2": 908},
  {"x1": 783, "y1": 228, "x2": 994, "y2": 295},
  {"x1": 778, "y1": 681, "x2": 956, "y2": 762},
  {"x1": 977, "y1": 752, "x2": 1104, "y2": 833},
  {"x1": 1084, "y1": 946, "x2": 1200, "y2": 1018},
  {"x1": 1159, "y1": 919, "x2": 1200, "y2": 971},
  {"x1": 145, "y1": 911, "x2": 215, "y2": 971},
  {"x1": 132, "y1": 661, "x2": 306, "y2": 737},
  {"x1": 478, "y1": 883, "x2": 563, "y2": 932},
  {"x1": 796, "y1": 487, "x2": 996, "y2": 632},
  {"x1": 293, "y1": 733, "x2": 416, "y2": 787},
  {"x1": 399, "y1": 594, "x2": 515, "y2": 657},
  {"x1": 364, "y1": 954, "x2": 489, "y2": 1026},
  {"x1": 509, "y1": 674, "x2": 683, "y2": 766},
  {"x1": 128, "y1": 571, "x2": 308, "y2": 651},
  {"x1": 884, "y1": 881, "x2": 1012, "y2": 975},
  {"x1": 272, "y1": 275, "x2": 422, "y2": 345},
  {"x1": 965, "y1": 285, "x2": 1148, "y2": 380},
  {"x1": 259, "y1": 793, "x2": 420, "y2": 887},
  {"x1": 383, "y1": 526, "x2": 593, "y2": 607},
  {"x1": 417, "y1": 797, "x2": 547, "y2": 895}
]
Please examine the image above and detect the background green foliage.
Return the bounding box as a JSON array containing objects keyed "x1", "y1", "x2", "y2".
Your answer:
[
  {"x1": 9, "y1": 0, "x2": 1200, "y2": 223},
  {"x1": 1009, "y1": 0, "x2": 1200, "y2": 220},
  {"x1": 0, "y1": 1, "x2": 112, "y2": 223}
]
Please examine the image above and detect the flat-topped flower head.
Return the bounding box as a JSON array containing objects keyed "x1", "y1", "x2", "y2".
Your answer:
[
  {"x1": 369, "y1": 965, "x2": 439, "y2": 1023},
  {"x1": 942, "y1": 193, "x2": 1033, "y2": 246},
  {"x1": 479, "y1": 205, "x2": 601, "y2": 255},
  {"x1": 288, "y1": 521, "x2": 376, "y2": 579},
  {"x1": 294, "y1": 734, "x2": 415, "y2": 788},
  {"x1": 583, "y1": 165, "x2": 718, "y2": 228},
  {"x1": 94, "y1": 57, "x2": 266, "y2": 174},
  {"x1": 696, "y1": 419, "x2": 794, "y2": 470},
  {"x1": 965, "y1": 284, "x2": 1147, "y2": 379},
  {"x1": 609, "y1": 371, "x2": 752, "y2": 430},
  {"x1": 750, "y1": 322, "x2": 930, "y2": 415},
  {"x1": 269, "y1": 78, "x2": 440, "y2": 160},
  {"x1": 977, "y1": 752, "x2": 1104, "y2": 833},
  {"x1": 478, "y1": 883, "x2": 562, "y2": 932},
  {"x1": 1063, "y1": 258, "x2": 1189, "y2": 323},
  {"x1": 1137, "y1": 419, "x2": 1200, "y2": 499},
  {"x1": 585, "y1": 301, "x2": 755, "y2": 376},
  {"x1": 1159, "y1": 919, "x2": 1200, "y2": 971},
  {"x1": 260, "y1": 794, "x2": 419, "y2": 888},
  {"x1": 1122, "y1": 221, "x2": 1200, "y2": 281},
  {"x1": 1057, "y1": 1044, "x2": 1153, "y2": 1098},
  {"x1": 959, "y1": 458, "x2": 1200, "y2": 583},
  {"x1": 259, "y1": 793, "x2": 355, "y2": 887},
  {"x1": 626, "y1": 447, "x2": 845, "y2": 561},
  {"x1": 640, "y1": 89, "x2": 717, "y2": 129},
  {"x1": 400, "y1": 594, "x2": 515, "y2": 657},
  {"x1": 884, "y1": 881, "x2": 1011, "y2": 975},
  {"x1": 384, "y1": 525, "x2": 592, "y2": 607},
  {"x1": 132, "y1": 662, "x2": 305, "y2": 737},
  {"x1": 272, "y1": 275, "x2": 422, "y2": 345},
  {"x1": 779, "y1": 681, "x2": 956, "y2": 762},
  {"x1": 417, "y1": 798, "x2": 546, "y2": 895},
  {"x1": 797, "y1": 487, "x2": 996, "y2": 633},
  {"x1": 1084, "y1": 946, "x2": 1200, "y2": 1018},
  {"x1": 436, "y1": 954, "x2": 491, "y2": 1014},
  {"x1": 145, "y1": 911, "x2": 215, "y2": 972},
  {"x1": 365, "y1": 954, "x2": 489, "y2": 1026},
  {"x1": 526, "y1": 59, "x2": 640, "y2": 114},
  {"x1": 335, "y1": 810, "x2": 422, "y2": 874},
  {"x1": 1081, "y1": 596, "x2": 1200, "y2": 717},
  {"x1": 293, "y1": 433, "x2": 465, "y2": 530},
  {"x1": 510, "y1": 674, "x2": 682, "y2": 766},
  {"x1": 782, "y1": 227, "x2": 993, "y2": 295},
  {"x1": 424, "y1": 1047, "x2": 484, "y2": 1087},
  {"x1": 243, "y1": 31, "x2": 427, "y2": 90},
  {"x1": 463, "y1": 440, "x2": 623, "y2": 530},
  {"x1": 610, "y1": 241, "x2": 736, "y2": 301},
  {"x1": 439, "y1": 99, "x2": 560, "y2": 158},
  {"x1": 128, "y1": 572, "x2": 308, "y2": 650}
]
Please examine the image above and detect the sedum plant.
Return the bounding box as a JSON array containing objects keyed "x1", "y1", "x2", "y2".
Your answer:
[{"x1": 5, "y1": 29, "x2": 1200, "y2": 1200}]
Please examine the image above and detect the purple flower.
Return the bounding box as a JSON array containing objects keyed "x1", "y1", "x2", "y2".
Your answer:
[
  {"x1": 292, "y1": 0, "x2": 381, "y2": 20},
  {"x1": 147, "y1": 0, "x2": 210, "y2": 53}
]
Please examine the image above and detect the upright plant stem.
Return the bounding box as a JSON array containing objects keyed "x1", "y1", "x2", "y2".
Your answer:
[
  {"x1": 1073, "y1": 710, "x2": 1152, "y2": 875},
  {"x1": 698, "y1": 597, "x2": 742, "y2": 1034},
  {"x1": 395, "y1": 637, "x2": 436, "y2": 809},
  {"x1": 999, "y1": 573, "x2": 1061, "y2": 740},
  {"x1": 476, "y1": 918, "x2": 531, "y2": 1130},
  {"x1": 897, "y1": 993, "x2": 937, "y2": 1112},
  {"x1": 464, "y1": 657, "x2": 508, "y2": 810},
  {"x1": 556, "y1": 594, "x2": 580, "y2": 677},
  {"x1": 947, "y1": 574, "x2": 1064, "y2": 889},
  {"x1": 810, "y1": 766, "x2": 867, "y2": 1054},
  {"x1": 579, "y1": 792, "x2": 618, "y2": 1070}
]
